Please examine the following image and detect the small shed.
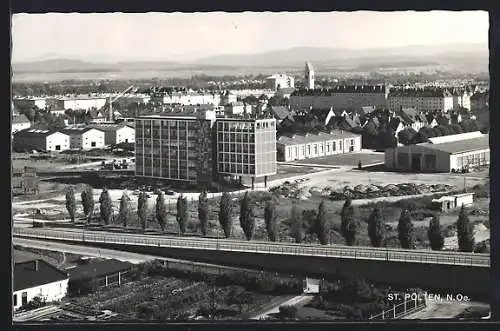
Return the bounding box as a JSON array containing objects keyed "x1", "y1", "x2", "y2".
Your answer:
[
  {"x1": 431, "y1": 192, "x2": 475, "y2": 211},
  {"x1": 303, "y1": 277, "x2": 320, "y2": 294}
]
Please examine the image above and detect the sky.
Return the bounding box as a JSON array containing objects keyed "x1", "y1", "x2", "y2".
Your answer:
[{"x1": 11, "y1": 11, "x2": 489, "y2": 63}]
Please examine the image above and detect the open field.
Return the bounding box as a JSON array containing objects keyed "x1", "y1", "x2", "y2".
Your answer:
[{"x1": 292, "y1": 152, "x2": 385, "y2": 167}]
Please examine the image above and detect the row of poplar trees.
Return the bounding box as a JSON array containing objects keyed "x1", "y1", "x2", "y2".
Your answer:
[{"x1": 65, "y1": 186, "x2": 475, "y2": 251}]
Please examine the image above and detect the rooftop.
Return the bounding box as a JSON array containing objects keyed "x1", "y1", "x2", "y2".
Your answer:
[
  {"x1": 427, "y1": 131, "x2": 484, "y2": 144},
  {"x1": 14, "y1": 128, "x2": 59, "y2": 138},
  {"x1": 277, "y1": 130, "x2": 359, "y2": 146},
  {"x1": 60, "y1": 127, "x2": 103, "y2": 135},
  {"x1": 418, "y1": 134, "x2": 489, "y2": 155},
  {"x1": 14, "y1": 260, "x2": 69, "y2": 291},
  {"x1": 291, "y1": 85, "x2": 387, "y2": 97},
  {"x1": 12, "y1": 114, "x2": 30, "y2": 124}
]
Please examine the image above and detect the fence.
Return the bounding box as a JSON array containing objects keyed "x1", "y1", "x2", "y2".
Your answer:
[
  {"x1": 12, "y1": 227, "x2": 490, "y2": 267},
  {"x1": 369, "y1": 297, "x2": 427, "y2": 320}
]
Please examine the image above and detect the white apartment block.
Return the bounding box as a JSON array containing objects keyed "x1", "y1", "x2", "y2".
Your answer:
[{"x1": 266, "y1": 74, "x2": 295, "y2": 91}]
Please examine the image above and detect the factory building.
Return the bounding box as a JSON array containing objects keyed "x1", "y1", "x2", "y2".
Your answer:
[{"x1": 384, "y1": 131, "x2": 489, "y2": 173}]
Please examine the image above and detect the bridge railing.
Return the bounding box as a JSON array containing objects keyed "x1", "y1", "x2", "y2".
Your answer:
[{"x1": 12, "y1": 227, "x2": 490, "y2": 267}]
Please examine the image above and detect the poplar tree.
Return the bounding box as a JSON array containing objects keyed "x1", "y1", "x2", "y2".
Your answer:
[
  {"x1": 99, "y1": 188, "x2": 113, "y2": 225},
  {"x1": 239, "y1": 192, "x2": 255, "y2": 241},
  {"x1": 219, "y1": 192, "x2": 232, "y2": 238},
  {"x1": 264, "y1": 200, "x2": 279, "y2": 242},
  {"x1": 198, "y1": 191, "x2": 209, "y2": 236},
  {"x1": 428, "y1": 215, "x2": 445, "y2": 251},
  {"x1": 65, "y1": 185, "x2": 76, "y2": 223},
  {"x1": 341, "y1": 198, "x2": 357, "y2": 246},
  {"x1": 368, "y1": 206, "x2": 386, "y2": 247},
  {"x1": 80, "y1": 185, "x2": 94, "y2": 224},
  {"x1": 456, "y1": 205, "x2": 474, "y2": 252},
  {"x1": 156, "y1": 192, "x2": 167, "y2": 232}
]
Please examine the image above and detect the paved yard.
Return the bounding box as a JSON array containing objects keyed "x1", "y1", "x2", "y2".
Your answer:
[{"x1": 292, "y1": 152, "x2": 384, "y2": 167}]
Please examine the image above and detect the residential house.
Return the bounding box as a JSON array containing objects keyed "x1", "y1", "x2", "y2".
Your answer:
[
  {"x1": 60, "y1": 127, "x2": 106, "y2": 150},
  {"x1": 270, "y1": 106, "x2": 294, "y2": 125},
  {"x1": 12, "y1": 114, "x2": 31, "y2": 134},
  {"x1": 13, "y1": 260, "x2": 69, "y2": 311},
  {"x1": 336, "y1": 115, "x2": 359, "y2": 131},
  {"x1": 310, "y1": 107, "x2": 336, "y2": 126},
  {"x1": 425, "y1": 113, "x2": 439, "y2": 128},
  {"x1": 435, "y1": 113, "x2": 452, "y2": 126},
  {"x1": 49, "y1": 109, "x2": 66, "y2": 117},
  {"x1": 450, "y1": 113, "x2": 463, "y2": 125},
  {"x1": 275, "y1": 87, "x2": 296, "y2": 99},
  {"x1": 398, "y1": 107, "x2": 426, "y2": 132},
  {"x1": 87, "y1": 109, "x2": 109, "y2": 123},
  {"x1": 224, "y1": 101, "x2": 248, "y2": 115},
  {"x1": 470, "y1": 91, "x2": 489, "y2": 112},
  {"x1": 13, "y1": 129, "x2": 70, "y2": 152}
]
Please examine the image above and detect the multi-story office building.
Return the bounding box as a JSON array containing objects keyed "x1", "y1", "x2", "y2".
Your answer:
[
  {"x1": 135, "y1": 111, "x2": 216, "y2": 188},
  {"x1": 216, "y1": 118, "x2": 277, "y2": 188},
  {"x1": 135, "y1": 112, "x2": 277, "y2": 189}
]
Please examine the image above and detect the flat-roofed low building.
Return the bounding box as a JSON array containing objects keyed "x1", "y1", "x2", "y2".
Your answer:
[
  {"x1": 276, "y1": 130, "x2": 362, "y2": 162},
  {"x1": 13, "y1": 129, "x2": 70, "y2": 152},
  {"x1": 431, "y1": 192, "x2": 475, "y2": 212},
  {"x1": 88, "y1": 123, "x2": 135, "y2": 145},
  {"x1": 60, "y1": 127, "x2": 106, "y2": 150},
  {"x1": 384, "y1": 132, "x2": 489, "y2": 173}
]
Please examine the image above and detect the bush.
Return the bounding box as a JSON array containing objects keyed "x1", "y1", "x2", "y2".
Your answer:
[
  {"x1": 67, "y1": 276, "x2": 95, "y2": 296},
  {"x1": 279, "y1": 305, "x2": 298, "y2": 319}
]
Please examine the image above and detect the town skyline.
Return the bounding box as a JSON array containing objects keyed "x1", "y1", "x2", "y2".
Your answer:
[{"x1": 12, "y1": 11, "x2": 488, "y2": 63}]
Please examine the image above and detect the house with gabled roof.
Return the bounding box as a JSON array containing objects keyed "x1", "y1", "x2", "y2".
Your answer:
[
  {"x1": 13, "y1": 260, "x2": 69, "y2": 311},
  {"x1": 12, "y1": 114, "x2": 31, "y2": 134},
  {"x1": 310, "y1": 107, "x2": 336, "y2": 126},
  {"x1": 60, "y1": 127, "x2": 105, "y2": 149},
  {"x1": 13, "y1": 129, "x2": 70, "y2": 152}
]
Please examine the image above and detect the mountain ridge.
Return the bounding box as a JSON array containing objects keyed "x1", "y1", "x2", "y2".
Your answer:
[{"x1": 12, "y1": 43, "x2": 488, "y2": 73}]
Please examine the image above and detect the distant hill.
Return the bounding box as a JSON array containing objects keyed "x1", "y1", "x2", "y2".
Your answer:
[
  {"x1": 12, "y1": 43, "x2": 488, "y2": 75},
  {"x1": 194, "y1": 44, "x2": 488, "y2": 68}
]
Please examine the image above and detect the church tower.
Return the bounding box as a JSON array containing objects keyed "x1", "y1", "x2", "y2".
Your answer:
[{"x1": 305, "y1": 62, "x2": 315, "y2": 89}]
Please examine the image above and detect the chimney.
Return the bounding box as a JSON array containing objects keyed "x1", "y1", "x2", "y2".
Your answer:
[{"x1": 34, "y1": 260, "x2": 39, "y2": 271}]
